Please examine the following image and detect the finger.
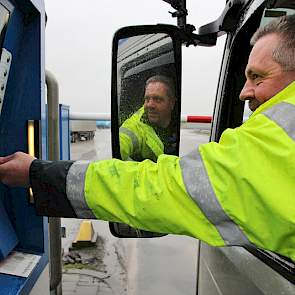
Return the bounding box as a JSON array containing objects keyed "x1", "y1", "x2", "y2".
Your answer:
[
  {"x1": 0, "y1": 154, "x2": 15, "y2": 165},
  {"x1": 0, "y1": 162, "x2": 7, "y2": 181}
]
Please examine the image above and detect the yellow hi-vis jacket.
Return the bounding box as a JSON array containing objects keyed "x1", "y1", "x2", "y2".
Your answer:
[
  {"x1": 119, "y1": 107, "x2": 164, "y2": 161},
  {"x1": 30, "y1": 82, "x2": 295, "y2": 262}
]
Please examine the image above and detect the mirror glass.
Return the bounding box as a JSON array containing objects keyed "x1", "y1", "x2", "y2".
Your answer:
[{"x1": 116, "y1": 33, "x2": 180, "y2": 162}]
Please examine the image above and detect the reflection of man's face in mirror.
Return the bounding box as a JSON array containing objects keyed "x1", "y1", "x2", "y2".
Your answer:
[{"x1": 143, "y1": 80, "x2": 175, "y2": 128}]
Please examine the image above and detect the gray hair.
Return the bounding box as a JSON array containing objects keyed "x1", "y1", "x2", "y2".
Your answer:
[
  {"x1": 145, "y1": 75, "x2": 176, "y2": 100},
  {"x1": 250, "y1": 14, "x2": 295, "y2": 71}
]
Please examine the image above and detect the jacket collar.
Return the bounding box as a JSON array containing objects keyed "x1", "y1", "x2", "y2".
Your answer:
[{"x1": 252, "y1": 80, "x2": 295, "y2": 117}]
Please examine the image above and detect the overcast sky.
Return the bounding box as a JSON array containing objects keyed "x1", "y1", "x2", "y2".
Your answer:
[{"x1": 45, "y1": 0, "x2": 226, "y2": 116}]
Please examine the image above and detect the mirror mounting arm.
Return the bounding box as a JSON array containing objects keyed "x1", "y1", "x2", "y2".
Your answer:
[
  {"x1": 163, "y1": 0, "x2": 217, "y2": 47},
  {"x1": 163, "y1": 0, "x2": 247, "y2": 47},
  {"x1": 178, "y1": 25, "x2": 217, "y2": 47},
  {"x1": 163, "y1": 0, "x2": 187, "y2": 28},
  {"x1": 168, "y1": 7, "x2": 187, "y2": 28},
  {"x1": 198, "y1": 0, "x2": 246, "y2": 36}
]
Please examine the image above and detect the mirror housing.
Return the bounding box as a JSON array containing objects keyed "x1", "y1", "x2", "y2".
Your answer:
[
  {"x1": 109, "y1": 223, "x2": 166, "y2": 239},
  {"x1": 110, "y1": 24, "x2": 182, "y2": 238}
]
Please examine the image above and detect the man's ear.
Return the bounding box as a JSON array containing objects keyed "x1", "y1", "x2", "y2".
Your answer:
[{"x1": 170, "y1": 97, "x2": 176, "y2": 110}]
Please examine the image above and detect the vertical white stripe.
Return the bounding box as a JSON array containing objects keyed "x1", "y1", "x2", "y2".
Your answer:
[
  {"x1": 67, "y1": 161, "x2": 97, "y2": 219},
  {"x1": 120, "y1": 127, "x2": 140, "y2": 151}
]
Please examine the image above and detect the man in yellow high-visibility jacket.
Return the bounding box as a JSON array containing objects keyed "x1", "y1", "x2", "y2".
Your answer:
[
  {"x1": 119, "y1": 75, "x2": 177, "y2": 162},
  {"x1": 0, "y1": 15, "x2": 295, "y2": 262}
]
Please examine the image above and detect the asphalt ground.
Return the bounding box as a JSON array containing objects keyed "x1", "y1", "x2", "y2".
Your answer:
[{"x1": 62, "y1": 124, "x2": 210, "y2": 295}]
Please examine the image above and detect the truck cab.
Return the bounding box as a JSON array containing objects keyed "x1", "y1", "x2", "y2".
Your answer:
[
  {"x1": 197, "y1": 0, "x2": 295, "y2": 293},
  {"x1": 111, "y1": 0, "x2": 295, "y2": 293}
]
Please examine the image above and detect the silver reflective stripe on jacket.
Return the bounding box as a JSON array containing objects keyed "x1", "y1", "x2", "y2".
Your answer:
[
  {"x1": 179, "y1": 149, "x2": 252, "y2": 246},
  {"x1": 67, "y1": 161, "x2": 97, "y2": 219},
  {"x1": 263, "y1": 101, "x2": 295, "y2": 141},
  {"x1": 120, "y1": 127, "x2": 140, "y2": 151}
]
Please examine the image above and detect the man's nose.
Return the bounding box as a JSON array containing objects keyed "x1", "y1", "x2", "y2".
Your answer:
[
  {"x1": 239, "y1": 80, "x2": 255, "y2": 101},
  {"x1": 146, "y1": 98, "x2": 155, "y2": 108}
]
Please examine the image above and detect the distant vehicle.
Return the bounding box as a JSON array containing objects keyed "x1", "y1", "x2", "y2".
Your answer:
[
  {"x1": 70, "y1": 120, "x2": 96, "y2": 143},
  {"x1": 96, "y1": 120, "x2": 111, "y2": 128}
]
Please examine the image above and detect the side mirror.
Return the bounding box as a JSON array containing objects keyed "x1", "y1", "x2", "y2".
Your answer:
[{"x1": 110, "y1": 25, "x2": 182, "y2": 238}]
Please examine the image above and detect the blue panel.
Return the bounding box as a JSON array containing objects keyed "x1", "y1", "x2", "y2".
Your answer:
[
  {"x1": 59, "y1": 104, "x2": 70, "y2": 160},
  {"x1": 0, "y1": 0, "x2": 48, "y2": 294},
  {"x1": 0, "y1": 0, "x2": 45, "y2": 253},
  {"x1": 0, "y1": 274, "x2": 25, "y2": 295},
  {"x1": 0, "y1": 199, "x2": 18, "y2": 260},
  {"x1": 0, "y1": 254, "x2": 48, "y2": 295}
]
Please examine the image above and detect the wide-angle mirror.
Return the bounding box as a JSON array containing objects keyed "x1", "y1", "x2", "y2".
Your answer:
[{"x1": 110, "y1": 25, "x2": 182, "y2": 238}]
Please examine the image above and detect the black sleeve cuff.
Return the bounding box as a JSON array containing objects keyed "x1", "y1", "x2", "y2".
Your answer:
[{"x1": 29, "y1": 159, "x2": 78, "y2": 217}]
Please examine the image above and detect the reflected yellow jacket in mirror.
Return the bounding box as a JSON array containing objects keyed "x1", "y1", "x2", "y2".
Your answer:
[{"x1": 119, "y1": 107, "x2": 164, "y2": 161}]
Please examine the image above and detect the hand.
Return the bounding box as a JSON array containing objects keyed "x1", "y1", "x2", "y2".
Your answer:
[{"x1": 0, "y1": 152, "x2": 35, "y2": 187}]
